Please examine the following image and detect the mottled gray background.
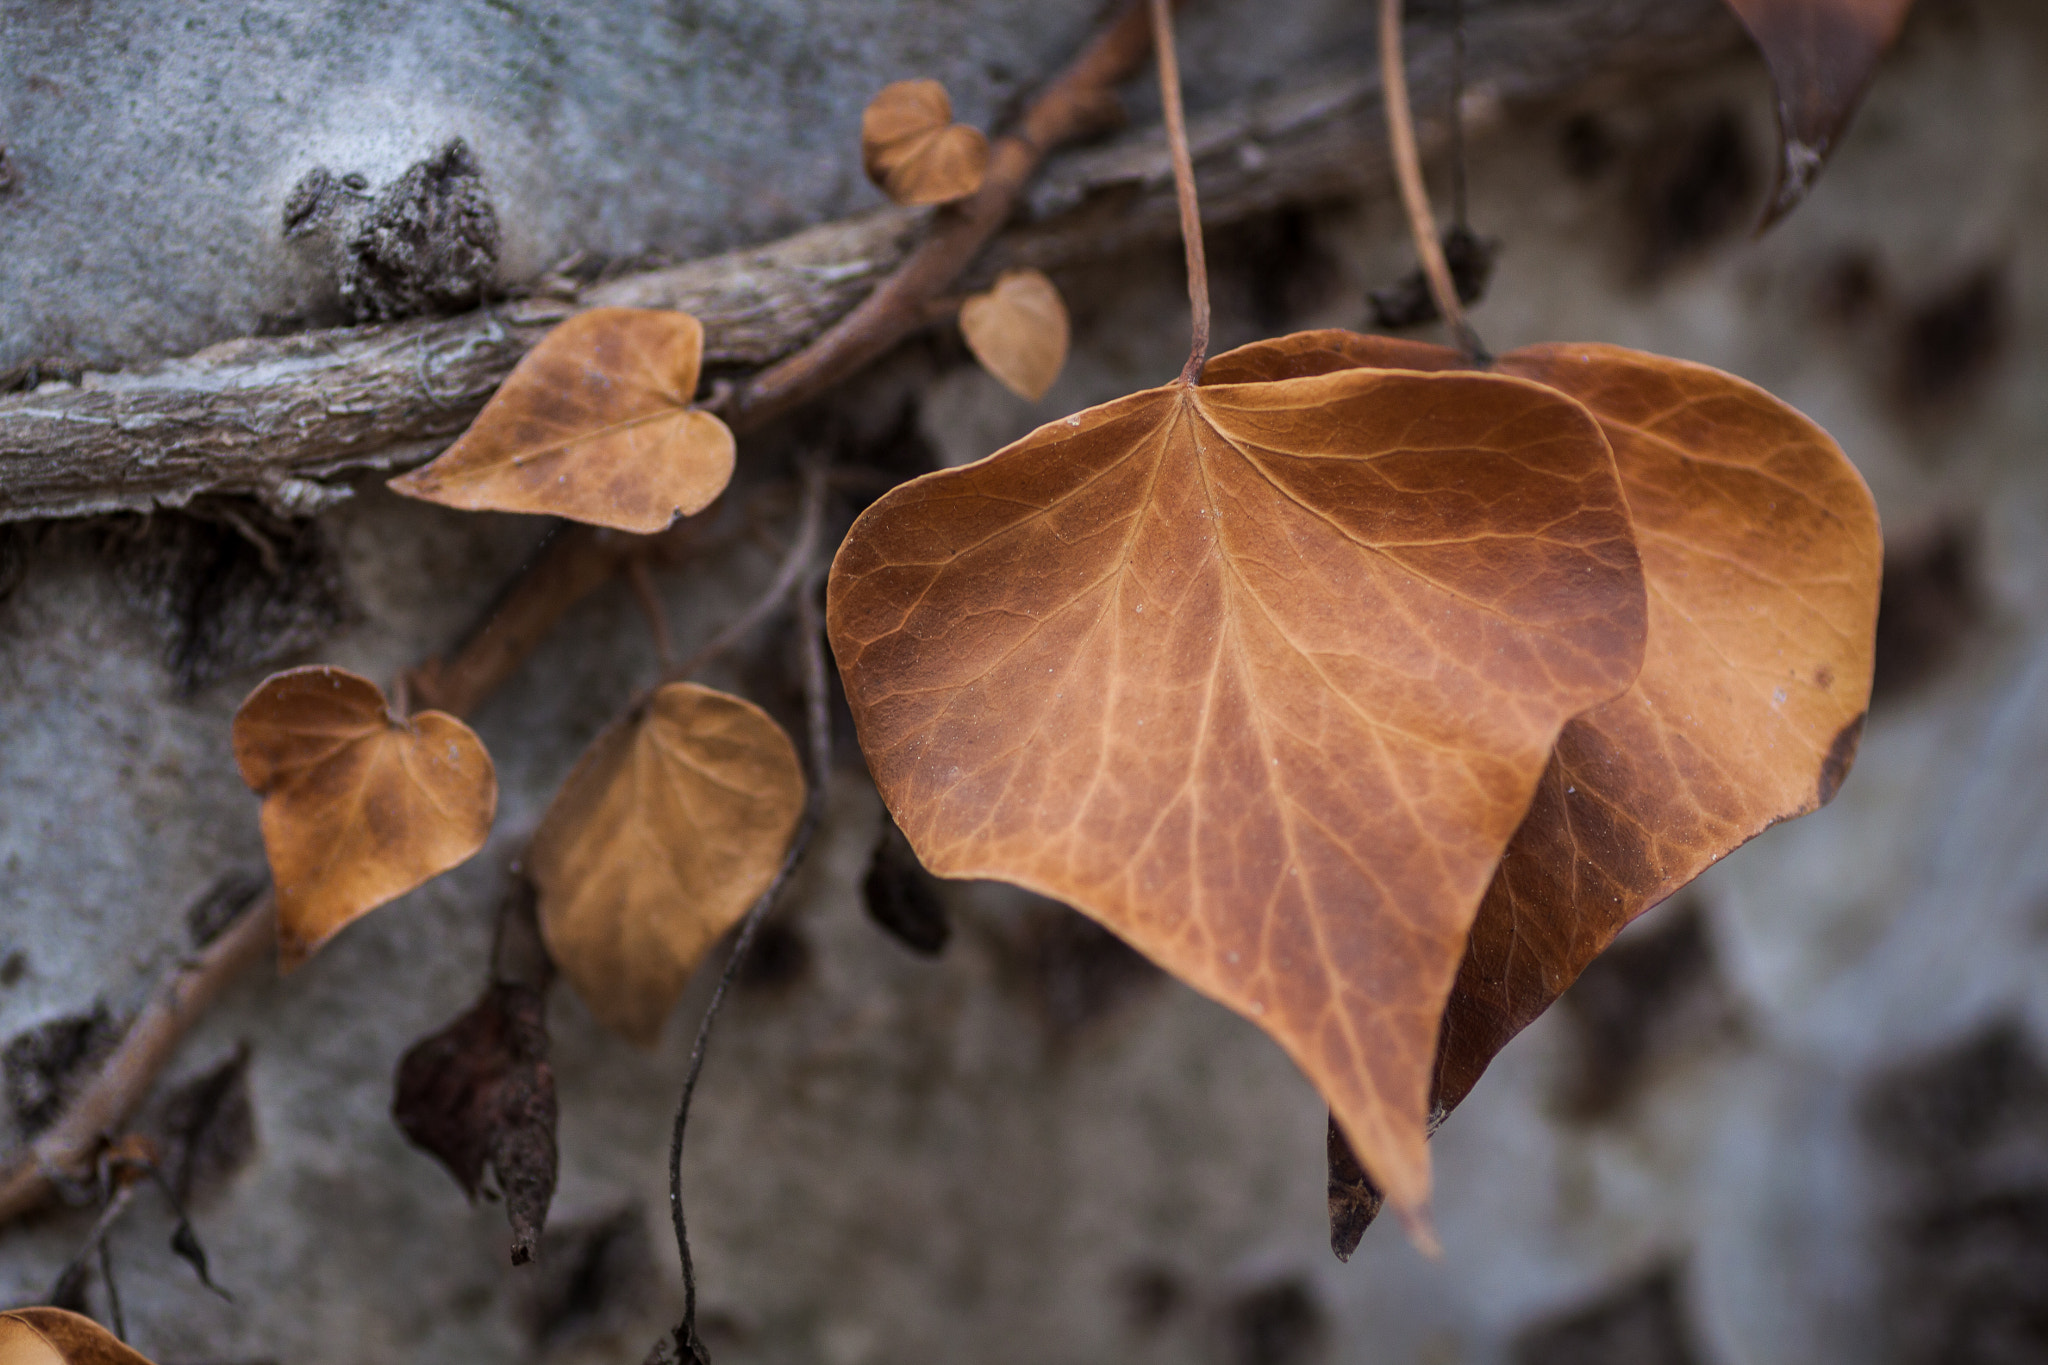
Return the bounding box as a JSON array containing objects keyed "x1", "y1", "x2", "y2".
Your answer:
[{"x1": 3, "y1": 1, "x2": 2046, "y2": 1363}]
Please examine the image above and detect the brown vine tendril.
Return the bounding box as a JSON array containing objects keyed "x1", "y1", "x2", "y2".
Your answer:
[
  {"x1": 1151, "y1": 0, "x2": 1211, "y2": 385},
  {"x1": 1378, "y1": 0, "x2": 1487, "y2": 362},
  {"x1": 658, "y1": 563, "x2": 833, "y2": 1365},
  {"x1": 1451, "y1": 0, "x2": 1470, "y2": 232}
]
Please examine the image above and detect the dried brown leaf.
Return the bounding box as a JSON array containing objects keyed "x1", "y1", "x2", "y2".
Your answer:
[
  {"x1": 0, "y1": 1315, "x2": 64, "y2": 1365},
  {"x1": 861, "y1": 79, "x2": 990, "y2": 207},
  {"x1": 1209, "y1": 332, "x2": 1881, "y2": 1113},
  {"x1": 389, "y1": 309, "x2": 735, "y2": 534},
  {"x1": 961, "y1": 269, "x2": 1071, "y2": 403},
  {"x1": 828, "y1": 358, "x2": 1647, "y2": 1218},
  {"x1": 1722, "y1": 0, "x2": 1918, "y2": 225},
  {"x1": 393, "y1": 980, "x2": 557, "y2": 1265},
  {"x1": 528, "y1": 683, "x2": 806, "y2": 1044},
  {"x1": 233, "y1": 666, "x2": 497, "y2": 970},
  {"x1": 0, "y1": 1310, "x2": 156, "y2": 1365},
  {"x1": 1446, "y1": 341, "x2": 1881, "y2": 1105}
]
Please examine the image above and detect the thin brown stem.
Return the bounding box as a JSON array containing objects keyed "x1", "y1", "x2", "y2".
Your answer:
[
  {"x1": 407, "y1": 524, "x2": 641, "y2": 718},
  {"x1": 664, "y1": 462, "x2": 827, "y2": 684},
  {"x1": 49, "y1": 1174, "x2": 141, "y2": 1320},
  {"x1": 1151, "y1": 0, "x2": 1210, "y2": 385},
  {"x1": 1379, "y1": 0, "x2": 1485, "y2": 361},
  {"x1": 627, "y1": 555, "x2": 676, "y2": 671},
  {"x1": 0, "y1": 893, "x2": 276, "y2": 1223},
  {"x1": 661, "y1": 571, "x2": 833, "y2": 1365},
  {"x1": 732, "y1": 1, "x2": 1163, "y2": 429},
  {"x1": 1449, "y1": 0, "x2": 1469, "y2": 230}
]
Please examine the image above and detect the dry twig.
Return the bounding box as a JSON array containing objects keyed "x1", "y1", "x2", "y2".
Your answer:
[
  {"x1": 0, "y1": 0, "x2": 1736, "y2": 524},
  {"x1": 0, "y1": 897, "x2": 275, "y2": 1223}
]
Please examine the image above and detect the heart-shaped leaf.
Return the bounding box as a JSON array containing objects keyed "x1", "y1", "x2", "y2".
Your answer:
[
  {"x1": 1721, "y1": 0, "x2": 1918, "y2": 225},
  {"x1": 528, "y1": 683, "x2": 806, "y2": 1044},
  {"x1": 828, "y1": 359, "x2": 1648, "y2": 1219},
  {"x1": 961, "y1": 268, "x2": 1071, "y2": 402},
  {"x1": 0, "y1": 1309, "x2": 158, "y2": 1365},
  {"x1": 389, "y1": 308, "x2": 736, "y2": 534},
  {"x1": 1210, "y1": 332, "x2": 1881, "y2": 1112},
  {"x1": 861, "y1": 79, "x2": 990, "y2": 207},
  {"x1": 233, "y1": 666, "x2": 497, "y2": 970}
]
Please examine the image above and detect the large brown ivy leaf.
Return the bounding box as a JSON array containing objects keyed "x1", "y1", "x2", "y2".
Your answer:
[
  {"x1": 828, "y1": 361, "x2": 1648, "y2": 1219},
  {"x1": 528, "y1": 683, "x2": 806, "y2": 1044},
  {"x1": 1722, "y1": 0, "x2": 1918, "y2": 225},
  {"x1": 233, "y1": 666, "x2": 497, "y2": 970},
  {"x1": 0, "y1": 1309, "x2": 157, "y2": 1365},
  {"x1": 390, "y1": 308, "x2": 735, "y2": 534},
  {"x1": 1212, "y1": 332, "x2": 1881, "y2": 1113}
]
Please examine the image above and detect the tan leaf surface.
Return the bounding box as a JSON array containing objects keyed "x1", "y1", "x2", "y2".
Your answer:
[
  {"x1": 828, "y1": 362, "x2": 1647, "y2": 1217},
  {"x1": 1721, "y1": 0, "x2": 1918, "y2": 225},
  {"x1": 861, "y1": 79, "x2": 990, "y2": 207},
  {"x1": 0, "y1": 1310, "x2": 158, "y2": 1365},
  {"x1": 961, "y1": 268, "x2": 1071, "y2": 402},
  {"x1": 1444, "y1": 341, "x2": 1882, "y2": 1105},
  {"x1": 233, "y1": 666, "x2": 497, "y2": 971},
  {"x1": 389, "y1": 308, "x2": 735, "y2": 534},
  {"x1": 528, "y1": 683, "x2": 806, "y2": 1045},
  {"x1": 1213, "y1": 332, "x2": 1881, "y2": 1111}
]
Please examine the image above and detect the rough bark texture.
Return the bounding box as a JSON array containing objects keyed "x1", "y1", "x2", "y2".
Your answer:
[{"x1": 0, "y1": 0, "x2": 1737, "y2": 523}]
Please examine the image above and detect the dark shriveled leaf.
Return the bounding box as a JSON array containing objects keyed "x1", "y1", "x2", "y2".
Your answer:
[
  {"x1": 829, "y1": 359, "x2": 1647, "y2": 1221},
  {"x1": 1326, "y1": 1112, "x2": 1384, "y2": 1262},
  {"x1": 393, "y1": 981, "x2": 558, "y2": 1265},
  {"x1": 863, "y1": 816, "x2": 951, "y2": 957},
  {"x1": 1722, "y1": 0, "x2": 1918, "y2": 226}
]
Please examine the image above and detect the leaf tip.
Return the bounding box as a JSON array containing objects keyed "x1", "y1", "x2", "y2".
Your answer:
[{"x1": 1817, "y1": 711, "x2": 1865, "y2": 807}]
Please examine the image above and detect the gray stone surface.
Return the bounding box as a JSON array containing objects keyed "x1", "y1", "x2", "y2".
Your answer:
[
  {"x1": 3, "y1": 1, "x2": 2047, "y2": 1363},
  {"x1": 0, "y1": 0, "x2": 1399, "y2": 372}
]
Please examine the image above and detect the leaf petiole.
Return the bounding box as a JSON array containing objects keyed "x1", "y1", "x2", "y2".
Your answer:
[
  {"x1": 1378, "y1": 0, "x2": 1488, "y2": 362},
  {"x1": 1149, "y1": 0, "x2": 1210, "y2": 385}
]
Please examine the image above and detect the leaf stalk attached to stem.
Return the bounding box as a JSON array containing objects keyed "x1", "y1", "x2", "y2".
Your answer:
[
  {"x1": 1379, "y1": 0, "x2": 1487, "y2": 363},
  {"x1": 1150, "y1": 0, "x2": 1210, "y2": 385}
]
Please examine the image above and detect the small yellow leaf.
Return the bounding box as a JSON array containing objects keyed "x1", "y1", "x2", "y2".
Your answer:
[
  {"x1": 0, "y1": 1309, "x2": 159, "y2": 1365},
  {"x1": 529, "y1": 683, "x2": 806, "y2": 1044},
  {"x1": 861, "y1": 79, "x2": 989, "y2": 207},
  {"x1": 233, "y1": 666, "x2": 497, "y2": 971},
  {"x1": 390, "y1": 308, "x2": 735, "y2": 534},
  {"x1": 960, "y1": 269, "x2": 1070, "y2": 402}
]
